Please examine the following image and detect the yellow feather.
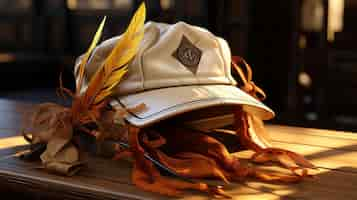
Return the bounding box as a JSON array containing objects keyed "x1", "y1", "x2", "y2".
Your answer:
[
  {"x1": 76, "y1": 16, "x2": 106, "y2": 93},
  {"x1": 104, "y1": 67, "x2": 128, "y2": 89},
  {"x1": 104, "y1": 3, "x2": 145, "y2": 70},
  {"x1": 95, "y1": 67, "x2": 128, "y2": 103},
  {"x1": 83, "y1": 3, "x2": 146, "y2": 105}
]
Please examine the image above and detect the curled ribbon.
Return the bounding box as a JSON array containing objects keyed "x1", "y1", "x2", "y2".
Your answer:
[{"x1": 231, "y1": 56, "x2": 266, "y2": 101}]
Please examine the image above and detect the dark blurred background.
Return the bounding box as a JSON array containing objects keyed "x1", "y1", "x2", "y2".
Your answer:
[{"x1": 0, "y1": 0, "x2": 356, "y2": 131}]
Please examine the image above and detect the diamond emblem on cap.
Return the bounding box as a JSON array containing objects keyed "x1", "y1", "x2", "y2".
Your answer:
[{"x1": 172, "y1": 35, "x2": 202, "y2": 74}]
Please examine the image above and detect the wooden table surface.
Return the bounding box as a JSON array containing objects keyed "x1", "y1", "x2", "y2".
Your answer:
[{"x1": 0, "y1": 99, "x2": 357, "y2": 200}]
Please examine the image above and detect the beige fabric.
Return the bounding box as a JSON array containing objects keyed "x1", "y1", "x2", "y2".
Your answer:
[{"x1": 75, "y1": 21, "x2": 275, "y2": 127}]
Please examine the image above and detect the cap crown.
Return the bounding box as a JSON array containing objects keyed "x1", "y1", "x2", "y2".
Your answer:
[{"x1": 81, "y1": 21, "x2": 236, "y2": 95}]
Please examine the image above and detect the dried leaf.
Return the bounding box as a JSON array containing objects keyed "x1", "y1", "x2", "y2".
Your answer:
[
  {"x1": 45, "y1": 161, "x2": 84, "y2": 176},
  {"x1": 27, "y1": 103, "x2": 72, "y2": 144},
  {"x1": 45, "y1": 135, "x2": 71, "y2": 158},
  {"x1": 44, "y1": 117, "x2": 73, "y2": 157},
  {"x1": 40, "y1": 142, "x2": 83, "y2": 176},
  {"x1": 41, "y1": 143, "x2": 79, "y2": 164}
]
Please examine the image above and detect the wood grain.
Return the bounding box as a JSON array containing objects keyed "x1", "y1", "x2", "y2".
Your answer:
[{"x1": 0, "y1": 99, "x2": 357, "y2": 199}]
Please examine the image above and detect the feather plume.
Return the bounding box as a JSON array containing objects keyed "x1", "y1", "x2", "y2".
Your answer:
[
  {"x1": 83, "y1": 3, "x2": 146, "y2": 105},
  {"x1": 76, "y1": 17, "x2": 106, "y2": 93}
]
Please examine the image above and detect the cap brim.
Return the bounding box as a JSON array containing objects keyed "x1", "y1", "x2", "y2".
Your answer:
[{"x1": 111, "y1": 85, "x2": 275, "y2": 127}]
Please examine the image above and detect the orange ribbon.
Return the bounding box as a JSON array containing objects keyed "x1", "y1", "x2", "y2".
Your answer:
[{"x1": 231, "y1": 56, "x2": 266, "y2": 101}]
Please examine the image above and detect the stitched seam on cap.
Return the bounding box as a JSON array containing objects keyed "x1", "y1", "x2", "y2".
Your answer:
[
  {"x1": 125, "y1": 97, "x2": 264, "y2": 120},
  {"x1": 214, "y1": 37, "x2": 228, "y2": 84},
  {"x1": 141, "y1": 24, "x2": 166, "y2": 90}
]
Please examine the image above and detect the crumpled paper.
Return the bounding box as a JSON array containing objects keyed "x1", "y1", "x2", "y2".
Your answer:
[
  {"x1": 41, "y1": 143, "x2": 83, "y2": 176},
  {"x1": 23, "y1": 103, "x2": 85, "y2": 176}
]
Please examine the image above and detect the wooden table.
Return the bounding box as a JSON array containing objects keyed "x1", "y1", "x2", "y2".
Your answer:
[{"x1": 0, "y1": 98, "x2": 357, "y2": 200}]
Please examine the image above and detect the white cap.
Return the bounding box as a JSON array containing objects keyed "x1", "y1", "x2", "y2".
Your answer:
[{"x1": 76, "y1": 21, "x2": 275, "y2": 127}]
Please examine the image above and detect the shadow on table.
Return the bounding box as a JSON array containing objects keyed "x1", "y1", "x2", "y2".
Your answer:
[{"x1": 0, "y1": 111, "x2": 356, "y2": 199}]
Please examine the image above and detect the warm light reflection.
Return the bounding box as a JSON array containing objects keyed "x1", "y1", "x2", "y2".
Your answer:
[
  {"x1": 88, "y1": 0, "x2": 110, "y2": 10},
  {"x1": 0, "y1": 53, "x2": 15, "y2": 63},
  {"x1": 298, "y1": 35, "x2": 307, "y2": 49},
  {"x1": 114, "y1": 0, "x2": 132, "y2": 10},
  {"x1": 301, "y1": 0, "x2": 345, "y2": 42},
  {"x1": 301, "y1": 0, "x2": 324, "y2": 32},
  {"x1": 328, "y1": 0, "x2": 344, "y2": 42},
  {"x1": 0, "y1": 136, "x2": 27, "y2": 150},
  {"x1": 67, "y1": 0, "x2": 132, "y2": 10},
  {"x1": 298, "y1": 71, "x2": 312, "y2": 88},
  {"x1": 160, "y1": 0, "x2": 174, "y2": 11},
  {"x1": 67, "y1": 0, "x2": 77, "y2": 10}
]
